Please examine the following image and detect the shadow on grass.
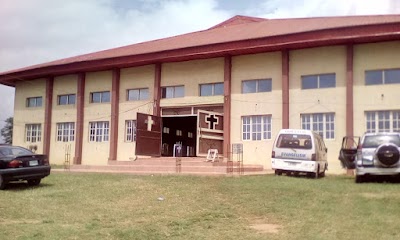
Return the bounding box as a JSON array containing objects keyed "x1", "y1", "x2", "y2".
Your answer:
[
  {"x1": 359, "y1": 175, "x2": 400, "y2": 184},
  {"x1": 4, "y1": 182, "x2": 53, "y2": 191}
]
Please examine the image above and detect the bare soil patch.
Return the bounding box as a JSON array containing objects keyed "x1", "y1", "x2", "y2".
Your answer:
[{"x1": 249, "y1": 223, "x2": 282, "y2": 234}]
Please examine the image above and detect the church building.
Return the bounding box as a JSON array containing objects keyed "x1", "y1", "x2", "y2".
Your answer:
[{"x1": 1, "y1": 15, "x2": 400, "y2": 173}]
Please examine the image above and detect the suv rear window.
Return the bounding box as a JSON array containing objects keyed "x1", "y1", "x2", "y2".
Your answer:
[
  {"x1": 276, "y1": 134, "x2": 312, "y2": 149},
  {"x1": 362, "y1": 135, "x2": 400, "y2": 148}
]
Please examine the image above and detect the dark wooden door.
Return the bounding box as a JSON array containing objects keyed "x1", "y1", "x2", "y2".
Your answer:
[
  {"x1": 135, "y1": 113, "x2": 162, "y2": 156},
  {"x1": 196, "y1": 110, "x2": 224, "y2": 156}
]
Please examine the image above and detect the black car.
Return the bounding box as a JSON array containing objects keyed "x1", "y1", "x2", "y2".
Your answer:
[{"x1": 0, "y1": 145, "x2": 51, "y2": 189}]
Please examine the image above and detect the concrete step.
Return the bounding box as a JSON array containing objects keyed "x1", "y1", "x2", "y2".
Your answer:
[{"x1": 64, "y1": 157, "x2": 264, "y2": 175}]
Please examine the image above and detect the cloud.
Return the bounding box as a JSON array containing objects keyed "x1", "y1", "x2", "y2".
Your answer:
[
  {"x1": 0, "y1": 0, "x2": 229, "y2": 71},
  {"x1": 258, "y1": 0, "x2": 400, "y2": 18},
  {"x1": 0, "y1": 0, "x2": 400, "y2": 142}
]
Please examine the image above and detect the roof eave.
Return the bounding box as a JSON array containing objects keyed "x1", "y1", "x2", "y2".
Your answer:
[{"x1": 1, "y1": 22, "x2": 400, "y2": 87}]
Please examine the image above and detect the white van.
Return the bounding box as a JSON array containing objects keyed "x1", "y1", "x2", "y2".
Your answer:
[{"x1": 271, "y1": 129, "x2": 328, "y2": 178}]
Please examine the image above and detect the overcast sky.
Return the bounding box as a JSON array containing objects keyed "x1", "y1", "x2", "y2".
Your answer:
[{"x1": 1, "y1": 0, "x2": 400, "y2": 142}]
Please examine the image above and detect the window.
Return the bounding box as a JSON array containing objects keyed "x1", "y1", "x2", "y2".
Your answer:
[
  {"x1": 365, "y1": 111, "x2": 400, "y2": 133},
  {"x1": 200, "y1": 83, "x2": 224, "y2": 96},
  {"x1": 176, "y1": 130, "x2": 182, "y2": 136},
  {"x1": 301, "y1": 73, "x2": 336, "y2": 89},
  {"x1": 161, "y1": 86, "x2": 184, "y2": 98},
  {"x1": 242, "y1": 115, "x2": 272, "y2": 141},
  {"x1": 125, "y1": 120, "x2": 137, "y2": 142},
  {"x1": 365, "y1": 69, "x2": 400, "y2": 85},
  {"x1": 301, "y1": 113, "x2": 335, "y2": 139},
  {"x1": 90, "y1": 91, "x2": 110, "y2": 103},
  {"x1": 163, "y1": 127, "x2": 170, "y2": 134},
  {"x1": 242, "y1": 79, "x2": 272, "y2": 93},
  {"x1": 56, "y1": 122, "x2": 75, "y2": 142},
  {"x1": 188, "y1": 132, "x2": 194, "y2": 138},
  {"x1": 26, "y1": 97, "x2": 43, "y2": 107},
  {"x1": 127, "y1": 88, "x2": 149, "y2": 101},
  {"x1": 89, "y1": 121, "x2": 109, "y2": 142},
  {"x1": 58, "y1": 94, "x2": 76, "y2": 105},
  {"x1": 25, "y1": 124, "x2": 41, "y2": 142}
]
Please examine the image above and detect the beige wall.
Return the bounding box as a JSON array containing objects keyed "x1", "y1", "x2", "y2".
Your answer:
[
  {"x1": 11, "y1": 41, "x2": 400, "y2": 174},
  {"x1": 118, "y1": 65, "x2": 155, "y2": 160},
  {"x1": 353, "y1": 41, "x2": 400, "y2": 135},
  {"x1": 13, "y1": 79, "x2": 46, "y2": 153},
  {"x1": 231, "y1": 52, "x2": 282, "y2": 168},
  {"x1": 81, "y1": 71, "x2": 112, "y2": 165},
  {"x1": 289, "y1": 46, "x2": 347, "y2": 173},
  {"x1": 50, "y1": 75, "x2": 77, "y2": 165},
  {"x1": 161, "y1": 58, "x2": 225, "y2": 107}
]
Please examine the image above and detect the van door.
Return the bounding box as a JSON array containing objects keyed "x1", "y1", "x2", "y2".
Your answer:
[
  {"x1": 338, "y1": 136, "x2": 359, "y2": 169},
  {"x1": 319, "y1": 138, "x2": 327, "y2": 161}
]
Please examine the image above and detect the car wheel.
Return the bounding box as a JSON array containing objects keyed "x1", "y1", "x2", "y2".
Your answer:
[
  {"x1": 376, "y1": 143, "x2": 400, "y2": 166},
  {"x1": 275, "y1": 170, "x2": 282, "y2": 176},
  {"x1": 355, "y1": 175, "x2": 364, "y2": 183},
  {"x1": 0, "y1": 175, "x2": 6, "y2": 190},
  {"x1": 27, "y1": 179, "x2": 41, "y2": 186}
]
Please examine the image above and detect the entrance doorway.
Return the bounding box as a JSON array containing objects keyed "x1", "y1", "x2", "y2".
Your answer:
[
  {"x1": 135, "y1": 106, "x2": 224, "y2": 158},
  {"x1": 161, "y1": 116, "x2": 197, "y2": 157}
]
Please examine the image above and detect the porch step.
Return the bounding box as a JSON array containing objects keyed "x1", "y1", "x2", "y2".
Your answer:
[{"x1": 63, "y1": 157, "x2": 265, "y2": 175}]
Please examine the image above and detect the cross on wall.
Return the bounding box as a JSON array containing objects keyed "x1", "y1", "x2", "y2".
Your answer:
[
  {"x1": 206, "y1": 114, "x2": 219, "y2": 130},
  {"x1": 145, "y1": 115, "x2": 155, "y2": 131}
]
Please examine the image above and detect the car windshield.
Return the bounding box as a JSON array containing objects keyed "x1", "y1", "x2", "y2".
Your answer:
[
  {"x1": 362, "y1": 135, "x2": 400, "y2": 148},
  {"x1": 0, "y1": 146, "x2": 33, "y2": 157},
  {"x1": 276, "y1": 134, "x2": 312, "y2": 149}
]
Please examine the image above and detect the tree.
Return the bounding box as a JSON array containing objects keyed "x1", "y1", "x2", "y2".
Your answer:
[{"x1": 1, "y1": 117, "x2": 13, "y2": 144}]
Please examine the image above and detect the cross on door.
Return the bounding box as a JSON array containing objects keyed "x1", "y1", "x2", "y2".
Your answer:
[
  {"x1": 145, "y1": 115, "x2": 155, "y2": 131},
  {"x1": 206, "y1": 114, "x2": 219, "y2": 130}
]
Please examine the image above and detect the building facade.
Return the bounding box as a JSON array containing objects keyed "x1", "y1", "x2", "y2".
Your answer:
[{"x1": 1, "y1": 15, "x2": 400, "y2": 174}]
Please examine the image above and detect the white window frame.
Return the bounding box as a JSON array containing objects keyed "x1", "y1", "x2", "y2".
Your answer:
[
  {"x1": 365, "y1": 69, "x2": 400, "y2": 85},
  {"x1": 26, "y1": 97, "x2": 43, "y2": 108},
  {"x1": 161, "y1": 85, "x2": 185, "y2": 99},
  {"x1": 25, "y1": 124, "x2": 42, "y2": 143},
  {"x1": 56, "y1": 122, "x2": 75, "y2": 142},
  {"x1": 365, "y1": 110, "x2": 400, "y2": 133},
  {"x1": 301, "y1": 73, "x2": 336, "y2": 89},
  {"x1": 125, "y1": 120, "x2": 137, "y2": 142},
  {"x1": 90, "y1": 91, "x2": 110, "y2": 103},
  {"x1": 127, "y1": 88, "x2": 149, "y2": 101},
  {"x1": 89, "y1": 121, "x2": 109, "y2": 142},
  {"x1": 242, "y1": 115, "x2": 272, "y2": 141},
  {"x1": 199, "y1": 82, "x2": 224, "y2": 96},
  {"x1": 242, "y1": 79, "x2": 272, "y2": 94},
  {"x1": 301, "y1": 113, "x2": 335, "y2": 139},
  {"x1": 176, "y1": 130, "x2": 183, "y2": 136},
  {"x1": 58, "y1": 94, "x2": 76, "y2": 105}
]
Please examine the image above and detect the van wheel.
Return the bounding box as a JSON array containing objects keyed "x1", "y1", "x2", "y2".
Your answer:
[
  {"x1": 320, "y1": 166, "x2": 326, "y2": 178},
  {"x1": 313, "y1": 166, "x2": 320, "y2": 179},
  {"x1": 274, "y1": 170, "x2": 282, "y2": 176}
]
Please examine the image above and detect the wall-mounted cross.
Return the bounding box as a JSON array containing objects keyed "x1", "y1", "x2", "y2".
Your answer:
[
  {"x1": 145, "y1": 115, "x2": 155, "y2": 131},
  {"x1": 206, "y1": 114, "x2": 218, "y2": 130}
]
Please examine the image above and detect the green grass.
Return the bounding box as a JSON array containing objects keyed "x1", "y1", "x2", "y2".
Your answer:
[{"x1": 1, "y1": 173, "x2": 400, "y2": 240}]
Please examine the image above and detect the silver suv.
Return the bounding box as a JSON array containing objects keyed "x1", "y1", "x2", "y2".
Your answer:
[{"x1": 355, "y1": 132, "x2": 400, "y2": 183}]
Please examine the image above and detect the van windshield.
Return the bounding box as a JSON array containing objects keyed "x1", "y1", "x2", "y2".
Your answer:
[
  {"x1": 362, "y1": 135, "x2": 400, "y2": 148},
  {"x1": 276, "y1": 134, "x2": 312, "y2": 149}
]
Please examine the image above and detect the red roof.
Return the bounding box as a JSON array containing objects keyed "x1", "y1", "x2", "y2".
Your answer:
[{"x1": 1, "y1": 14, "x2": 400, "y2": 85}]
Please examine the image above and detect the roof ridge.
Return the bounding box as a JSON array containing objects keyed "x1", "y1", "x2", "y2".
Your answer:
[{"x1": 208, "y1": 15, "x2": 267, "y2": 30}]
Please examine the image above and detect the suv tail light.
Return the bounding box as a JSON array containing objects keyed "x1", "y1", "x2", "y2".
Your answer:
[
  {"x1": 311, "y1": 154, "x2": 316, "y2": 161},
  {"x1": 271, "y1": 151, "x2": 275, "y2": 158},
  {"x1": 8, "y1": 160, "x2": 21, "y2": 168}
]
